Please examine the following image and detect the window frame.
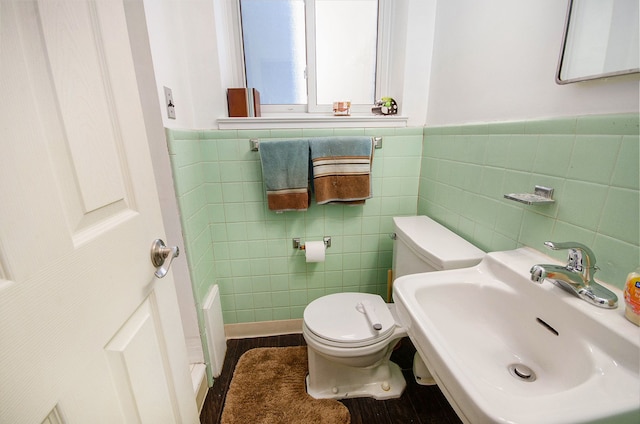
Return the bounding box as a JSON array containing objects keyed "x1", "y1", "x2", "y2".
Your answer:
[{"x1": 235, "y1": 0, "x2": 392, "y2": 115}]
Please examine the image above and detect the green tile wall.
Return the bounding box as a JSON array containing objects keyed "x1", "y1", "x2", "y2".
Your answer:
[
  {"x1": 418, "y1": 114, "x2": 639, "y2": 290},
  {"x1": 168, "y1": 113, "x2": 638, "y2": 331},
  {"x1": 166, "y1": 127, "x2": 423, "y2": 324}
]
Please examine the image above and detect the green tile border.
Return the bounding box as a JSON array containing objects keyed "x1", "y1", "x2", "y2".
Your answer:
[{"x1": 426, "y1": 113, "x2": 639, "y2": 136}]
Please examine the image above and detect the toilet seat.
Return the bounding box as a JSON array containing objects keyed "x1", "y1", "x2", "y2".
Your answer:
[{"x1": 303, "y1": 293, "x2": 396, "y2": 348}]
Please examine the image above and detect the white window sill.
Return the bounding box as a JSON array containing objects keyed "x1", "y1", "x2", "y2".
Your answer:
[{"x1": 216, "y1": 114, "x2": 408, "y2": 130}]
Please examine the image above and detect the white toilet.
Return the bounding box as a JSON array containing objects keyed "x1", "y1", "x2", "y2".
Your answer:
[{"x1": 303, "y1": 215, "x2": 485, "y2": 399}]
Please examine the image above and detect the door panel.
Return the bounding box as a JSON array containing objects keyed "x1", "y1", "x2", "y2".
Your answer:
[
  {"x1": 105, "y1": 299, "x2": 178, "y2": 423},
  {"x1": 0, "y1": 1, "x2": 198, "y2": 422},
  {"x1": 39, "y1": 0, "x2": 128, "y2": 214}
]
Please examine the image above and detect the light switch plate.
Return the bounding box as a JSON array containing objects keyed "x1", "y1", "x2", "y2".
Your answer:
[{"x1": 164, "y1": 86, "x2": 176, "y2": 119}]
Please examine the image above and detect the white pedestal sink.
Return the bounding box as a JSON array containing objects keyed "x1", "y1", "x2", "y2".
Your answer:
[{"x1": 393, "y1": 247, "x2": 640, "y2": 424}]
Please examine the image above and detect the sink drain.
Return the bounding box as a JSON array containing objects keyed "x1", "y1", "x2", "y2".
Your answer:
[{"x1": 508, "y1": 364, "x2": 537, "y2": 382}]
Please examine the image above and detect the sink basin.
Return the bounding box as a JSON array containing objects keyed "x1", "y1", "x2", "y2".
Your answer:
[{"x1": 393, "y1": 247, "x2": 640, "y2": 424}]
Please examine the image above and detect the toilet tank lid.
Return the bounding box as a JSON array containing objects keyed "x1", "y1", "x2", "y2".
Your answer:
[{"x1": 393, "y1": 216, "x2": 485, "y2": 270}]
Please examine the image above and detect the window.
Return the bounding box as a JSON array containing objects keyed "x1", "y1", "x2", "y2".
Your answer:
[
  {"x1": 239, "y1": 0, "x2": 383, "y2": 114},
  {"x1": 240, "y1": 0, "x2": 307, "y2": 106}
]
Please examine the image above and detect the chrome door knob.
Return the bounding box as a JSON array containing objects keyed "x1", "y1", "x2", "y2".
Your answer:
[{"x1": 150, "y1": 239, "x2": 179, "y2": 278}]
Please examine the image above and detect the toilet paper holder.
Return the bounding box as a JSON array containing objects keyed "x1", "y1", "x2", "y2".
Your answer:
[{"x1": 293, "y1": 236, "x2": 331, "y2": 250}]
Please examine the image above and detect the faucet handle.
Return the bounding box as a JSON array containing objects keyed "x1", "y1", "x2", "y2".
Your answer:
[
  {"x1": 567, "y1": 248, "x2": 583, "y2": 272},
  {"x1": 543, "y1": 241, "x2": 597, "y2": 269}
]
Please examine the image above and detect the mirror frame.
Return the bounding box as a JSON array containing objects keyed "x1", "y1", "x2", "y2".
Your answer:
[{"x1": 556, "y1": 0, "x2": 640, "y2": 84}]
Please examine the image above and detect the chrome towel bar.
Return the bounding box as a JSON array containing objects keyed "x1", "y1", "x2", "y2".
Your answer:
[{"x1": 250, "y1": 137, "x2": 383, "y2": 152}]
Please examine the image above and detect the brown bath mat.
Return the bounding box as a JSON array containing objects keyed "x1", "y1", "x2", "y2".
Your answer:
[{"x1": 221, "y1": 346, "x2": 351, "y2": 424}]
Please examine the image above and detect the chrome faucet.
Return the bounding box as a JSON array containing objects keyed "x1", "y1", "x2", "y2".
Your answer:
[{"x1": 530, "y1": 241, "x2": 618, "y2": 308}]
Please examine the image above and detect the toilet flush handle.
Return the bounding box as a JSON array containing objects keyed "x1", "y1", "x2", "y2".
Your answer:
[{"x1": 356, "y1": 301, "x2": 383, "y2": 331}]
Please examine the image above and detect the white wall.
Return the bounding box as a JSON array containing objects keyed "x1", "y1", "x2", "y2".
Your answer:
[
  {"x1": 142, "y1": 0, "x2": 638, "y2": 129},
  {"x1": 142, "y1": 0, "x2": 436, "y2": 128},
  {"x1": 143, "y1": 0, "x2": 228, "y2": 129},
  {"x1": 142, "y1": 0, "x2": 194, "y2": 128},
  {"x1": 426, "y1": 0, "x2": 639, "y2": 126},
  {"x1": 392, "y1": 0, "x2": 437, "y2": 127}
]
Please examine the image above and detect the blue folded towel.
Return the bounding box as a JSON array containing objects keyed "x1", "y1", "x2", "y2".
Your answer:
[
  {"x1": 259, "y1": 139, "x2": 309, "y2": 211},
  {"x1": 309, "y1": 136, "x2": 373, "y2": 205}
]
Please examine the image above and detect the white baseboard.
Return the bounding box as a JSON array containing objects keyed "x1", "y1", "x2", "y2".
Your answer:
[{"x1": 224, "y1": 319, "x2": 303, "y2": 339}]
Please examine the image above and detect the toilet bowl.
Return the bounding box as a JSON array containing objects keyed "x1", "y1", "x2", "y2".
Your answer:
[
  {"x1": 303, "y1": 292, "x2": 407, "y2": 400},
  {"x1": 303, "y1": 215, "x2": 485, "y2": 399}
]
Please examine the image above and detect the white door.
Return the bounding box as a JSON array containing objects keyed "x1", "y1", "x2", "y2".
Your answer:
[{"x1": 0, "y1": 1, "x2": 199, "y2": 423}]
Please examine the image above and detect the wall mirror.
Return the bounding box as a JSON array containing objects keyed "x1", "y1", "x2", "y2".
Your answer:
[{"x1": 557, "y1": 0, "x2": 639, "y2": 84}]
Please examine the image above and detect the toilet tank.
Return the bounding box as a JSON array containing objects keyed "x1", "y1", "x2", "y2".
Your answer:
[{"x1": 392, "y1": 216, "x2": 485, "y2": 280}]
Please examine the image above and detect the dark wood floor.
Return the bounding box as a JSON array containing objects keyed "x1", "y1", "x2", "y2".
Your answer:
[{"x1": 199, "y1": 334, "x2": 462, "y2": 424}]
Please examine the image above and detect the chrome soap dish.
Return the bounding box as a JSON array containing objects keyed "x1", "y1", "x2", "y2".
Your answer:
[{"x1": 504, "y1": 185, "x2": 555, "y2": 205}]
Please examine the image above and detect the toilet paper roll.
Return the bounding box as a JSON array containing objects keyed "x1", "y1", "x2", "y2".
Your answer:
[{"x1": 305, "y1": 241, "x2": 326, "y2": 263}]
